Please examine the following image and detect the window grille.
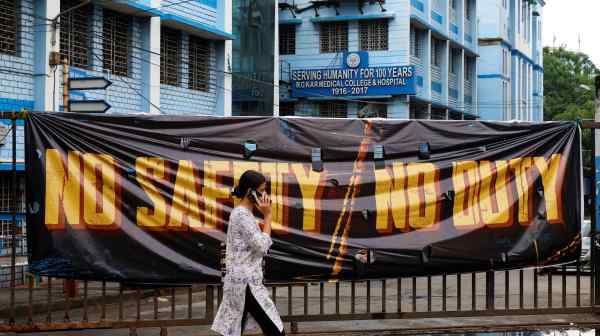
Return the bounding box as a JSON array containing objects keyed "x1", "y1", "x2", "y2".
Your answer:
[
  {"x1": 161, "y1": 27, "x2": 181, "y2": 86},
  {"x1": 319, "y1": 102, "x2": 347, "y2": 118},
  {"x1": 0, "y1": 176, "x2": 25, "y2": 213},
  {"x1": 103, "y1": 9, "x2": 131, "y2": 77},
  {"x1": 358, "y1": 103, "x2": 387, "y2": 118},
  {"x1": 279, "y1": 25, "x2": 296, "y2": 55},
  {"x1": 450, "y1": 49, "x2": 459, "y2": 74},
  {"x1": 465, "y1": 57, "x2": 474, "y2": 81},
  {"x1": 431, "y1": 38, "x2": 441, "y2": 67},
  {"x1": 60, "y1": 0, "x2": 92, "y2": 68},
  {"x1": 359, "y1": 19, "x2": 388, "y2": 51},
  {"x1": 320, "y1": 22, "x2": 348, "y2": 53},
  {"x1": 188, "y1": 35, "x2": 210, "y2": 91},
  {"x1": 0, "y1": 0, "x2": 17, "y2": 55},
  {"x1": 411, "y1": 28, "x2": 423, "y2": 59}
]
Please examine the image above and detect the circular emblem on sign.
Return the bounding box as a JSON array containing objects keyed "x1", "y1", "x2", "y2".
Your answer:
[{"x1": 346, "y1": 53, "x2": 361, "y2": 68}]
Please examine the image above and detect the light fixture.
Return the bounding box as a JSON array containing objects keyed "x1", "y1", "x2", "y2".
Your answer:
[
  {"x1": 374, "y1": 144, "x2": 385, "y2": 169},
  {"x1": 312, "y1": 147, "x2": 323, "y2": 172},
  {"x1": 418, "y1": 142, "x2": 431, "y2": 160},
  {"x1": 243, "y1": 140, "x2": 257, "y2": 159}
]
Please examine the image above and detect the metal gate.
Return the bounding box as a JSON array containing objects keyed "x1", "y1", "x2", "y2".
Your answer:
[{"x1": 1, "y1": 112, "x2": 599, "y2": 334}]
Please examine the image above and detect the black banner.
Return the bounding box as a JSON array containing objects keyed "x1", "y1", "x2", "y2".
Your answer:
[{"x1": 26, "y1": 113, "x2": 582, "y2": 284}]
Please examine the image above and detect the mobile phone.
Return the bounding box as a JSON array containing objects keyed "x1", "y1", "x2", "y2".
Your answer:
[{"x1": 250, "y1": 190, "x2": 262, "y2": 205}]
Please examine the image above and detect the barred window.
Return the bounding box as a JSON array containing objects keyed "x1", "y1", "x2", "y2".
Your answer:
[
  {"x1": 188, "y1": 35, "x2": 210, "y2": 91},
  {"x1": 279, "y1": 24, "x2": 296, "y2": 55},
  {"x1": 450, "y1": 49, "x2": 459, "y2": 74},
  {"x1": 279, "y1": 102, "x2": 295, "y2": 116},
  {"x1": 60, "y1": 0, "x2": 92, "y2": 68},
  {"x1": 410, "y1": 28, "x2": 422, "y2": 58},
  {"x1": 465, "y1": 57, "x2": 475, "y2": 81},
  {"x1": 319, "y1": 102, "x2": 347, "y2": 118},
  {"x1": 431, "y1": 38, "x2": 441, "y2": 67},
  {"x1": 320, "y1": 22, "x2": 348, "y2": 53},
  {"x1": 161, "y1": 27, "x2": 181, "y2": 86},
  {"x1": 0, "y1": 175, "x2": 25, "y2": 213},
  {"x1": 103, "y1": 9, "x2": 131, "y2": 77},
  {"x1": 0, "y1": 0, "x2": 17, "y2": 55},
  {"x1": 359, "y1": 19, "x2": 388, "y2": 51},
  {"x1": 358, "y1": 102, "x2": 387, "y2": 118}
]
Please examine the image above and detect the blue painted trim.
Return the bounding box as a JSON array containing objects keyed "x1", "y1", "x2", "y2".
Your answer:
[
  {"x1": 511, "y1": 49, "x2": 544, "y2": 71},
  {"x1": 0, "y1": 98, "x2": 34, "y2": 112},
  {"x1": 450, "y1": 24, "x2": 459, "y2": 34},
  {"x1": 279, "y1": 18, "x2": 303, "y2": 25},
  {"x1": 0, "y1": 163, "x2": 25, "y2": 171},
  {"x1": 307, "y1": 95, "x2": 393, "y2": 101},
  {"x1": 0, "y1": 119, "x2": 25, "y2": 126},
  {"x1": 200, "y1": 0, "x2": 217, "y2": 8},
  {"x1": 486, "y1": 39, "x2": 544, "y2": 71},
  {"x1": 478, "y1": 74, "x2": 510, "y2": 81},
  {"x1": 161, "y1": 14, "x2": 234, "y2": 40},
  {"x1": 465, "y1": 34, "x2": 473, "y2": 43},
  {"x1": 121, "y1": 1, "x2": 162, "y2": 15},
  {"x1": 431, "y1": 11, "x2": 443, "y2": 24},
  {"x1": 464, "y1": 95, "x2": 473, "y2": 104},
  {"x1": 432, "y1": 81, "x2": 442, "y2": 93},
  {"x1": 0, "y1": 213, "x2": 26, "y2": 221},
  {"x1": 410, "y1": 15, "x2": 479, "y2": 57},
  {"x1": 411, "y1": 0, "x2": 424, "y2": 12},
  {"x1": 416, "y1": 76, "x2": 424, "y2": 87},
  {"x1": 310, "y1": 12, "x2": 395, "y2": 22}
]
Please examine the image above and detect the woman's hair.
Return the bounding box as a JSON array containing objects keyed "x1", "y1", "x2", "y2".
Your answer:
[{"x1": 232, "y1": 170, "x2": 266, "y2": 199}]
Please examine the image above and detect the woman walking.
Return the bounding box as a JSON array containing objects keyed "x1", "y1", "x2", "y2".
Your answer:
[{"x1": 211, "y1": 170, "x2": 285, "y2": 336}]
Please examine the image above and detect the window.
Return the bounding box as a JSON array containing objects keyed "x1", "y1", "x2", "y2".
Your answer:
[
  {"x1": 502, "y1": 0, "x2": 507, "y2": 9},
  {"x1": 450, "y1": 0, "x2": 457, "y2": 10},
  {"x1": 103, "y1": 9, "x2": 131, "y2": 77},
  {"x1": 431, "y1": 38, "x2": 441, "y2": 67},
  {"x1": 450, "y1": 49, "x2": 459, "y2": 74},
  {"x1": 161, "y1": 27, "x2": 181, "y2": 86},
  {"x1": 320, "y1": 22, "x2": 348, "y2": 53},
  {"x1": 60, "y1": 0, "x2": 93, "y2": 68},
  {"x1": 188, "y1": 35, "x2": 210, "y2": 91},
  {"x1": 465, "y1": 57, "x2": 474, "y2": 81},
  {"x1": 0, "y1": 0, "x2": 17, "y2": 55},
  {"x1": 279, "y1": 24, "x2": 296, "y2": 55},
  {"x1": 319, "y1": 102, "x2": 347, "y2": 118},
  {"x1": 465, "y1": 0, "x2": 473, "y2": 21},
  {"x1": 359, "y1": 19, "x2": 388, "y2": 51},
  {"x1": 411, "y1": 28, "x2": 422, "y2": 58},
  {"x1": 358, "y1": 102, "x2": 387, "y2": 118},
  {"x1": 279, "y1": 102, "x2": 295, "y2": 116}
]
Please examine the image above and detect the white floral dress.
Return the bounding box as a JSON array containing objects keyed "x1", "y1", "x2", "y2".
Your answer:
[{"x1": 211, "y1": 206, "x2": 284, "y2": 336}]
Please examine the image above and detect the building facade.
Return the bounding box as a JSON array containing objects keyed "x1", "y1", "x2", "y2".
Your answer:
[
  {"x1": 277, "y1": 0, "x2": 478, "y2": 120},
  {"x1": 477, "y1": 0, "x2": 544, "y2": 121},
  {"x1": 0, "y1": 0, "x2": 233, "y2": 285}
]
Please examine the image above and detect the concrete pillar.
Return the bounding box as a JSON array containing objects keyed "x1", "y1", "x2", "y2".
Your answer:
[
  {"x1": 33, "y1": 0, "x2": 60, "y2": 112},
  {"x1": 216, "y1": 0, "x2": 233, "y2": 117},
  {"x1": 141, "y1": 1, "x2": 161, "y2": 114},
  {"x1": 273, "y1": 0, "x2": 279, "y2": 117}
]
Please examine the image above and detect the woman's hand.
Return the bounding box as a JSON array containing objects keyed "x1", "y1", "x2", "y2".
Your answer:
[{"x1": 257, "y1": 193, "x2": 272, "y2": 218}]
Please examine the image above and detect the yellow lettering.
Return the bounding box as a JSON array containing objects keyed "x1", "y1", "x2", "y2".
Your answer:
[
  {"x1": 261, "y1": 162, "x2": 289, "y2": 231},
  {"x1": 169, "y1": 160, "x2": 202, "y2": 229},
  {"x1": 509, "y1": 157, "x2": 534, "y2": 224},
  {"x1": 82, "y1": 154, "x2": 117, "y2": 227},
  {"x1": 534, "y1": 154, "x2": 563, "y2": 223},
  {"x1": 291, "y1": 163, "x2": 323, "y2": 232},
  {"x1": 452, "y1": 161, "x2": 481, "y2": 227},
  {"x1": 406, "y1": 163, "x2": 438, "y2": 229},
  {"x1": 136, "y1": 157, "x2": 168, "y2": 229},
  {"x1": 374, "y1": 163, "x2": 407, "y2": 232},
  {"x1": 479, "y1": 161, "x2": 511, "y2": 226},
  {"x1": 203, "y1": 160, "x2": 231, "y2": 230},
  {"x1": 44, "y1": 149, "x2": 81, "y2": 228}
]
